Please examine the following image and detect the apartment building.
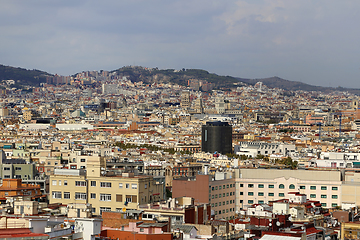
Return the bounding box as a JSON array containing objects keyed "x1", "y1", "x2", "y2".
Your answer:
[
  {"x1": 235, "y1": 168, "x2": 342, "y2": 211},
  {"x1": 234, "y1": 142, "x2": 296, "y2": 158},
  {"x1": 0, "y1": 179, "x2": 42, "y2": 199},
  {"x1": 172, "y1": 172, "x2": 235, "y2": 220},
  {"x1": 49, "y1": 163, "x2": 164, "y2": 215}
]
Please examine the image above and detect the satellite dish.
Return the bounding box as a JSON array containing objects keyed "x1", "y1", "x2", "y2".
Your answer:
[
  {"x1": 269, "y1": 223, "x2": 272, "y2": 227},
  {"x1": 276, "y1": 221, "x2": 281, "y2": 226},
  {"x1": 122, "y1": 207, "x2": 126, "y2": 212},
  {"x1": 269, "y1": 219, "x2": 272, "y2": 222},
  {"x1": 288, "y1": 216, "x2": 292, "y2": 221}
]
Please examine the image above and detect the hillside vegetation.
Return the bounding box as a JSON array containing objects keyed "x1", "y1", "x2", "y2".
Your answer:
[{"x1": 0, "y1": 64, "x2": 50, "y2": 86}]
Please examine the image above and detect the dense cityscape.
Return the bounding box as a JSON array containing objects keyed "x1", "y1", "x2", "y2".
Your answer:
[{"x1": 0, "y1": 66, "x2": 359, "y2": 239}]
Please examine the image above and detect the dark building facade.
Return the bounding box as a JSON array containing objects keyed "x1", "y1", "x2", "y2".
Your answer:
[{"x1": 201, "y1": 122, "x2": 232, "y2": 154}]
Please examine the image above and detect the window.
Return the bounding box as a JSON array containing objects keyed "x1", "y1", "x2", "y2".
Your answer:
[
  {"x1": 223, "y1": 185, "x2": 225, "y2": 189},
  {"x1": 212, "y1": 195, "x2": 214, "y2": 199},
  {"x1": 310, "y1": 194, "x2": 316, "y2": 198},
  {"x1": 100, "y1": 207, "x2": 111, "y2": 214},
  {"x1": 100, "y1": 182, "x2": 112, "y2": 188},
  {"x1": 15, "y1": 167, "x2": 21, "y2": 171},
  {"x1": 219, "y1": 202, "x2": 221, "y2": 206},
  {"x1": 144, "y1": 184, "x2": 147, "y2": 189},
  {"x1": 248, "y1": 200, "x2": 253, "y2": 204},
  {"x1": 258, "y1": 192, "x2": 264, "y2": 196},
  {"x1": 223, "y1": 193, "x2": 225, "y2": 197},
  {"x1": 59, "y1": 180, "x2": 61, "y2": 186},
  {"x1": 239, "y1": 184, "x2": 243, "y2": 188},
  {"x1": 140, "y1": 228, "x2": 144, "y2": 232},
  {"x1": 15, "y1": 175, "x2": 21, "y2": 179},
  {"x1": 332, "y1": 203, "x2": 337, "y2": 207},
  {"x1": 91, "y1": 181, "x2": 96, "y2": 187},
  {"x1": 321, "y1": 195, "x2": 327, "y2": 198},
  {"x1": 116, "y1": 194, "x2": 123, "y2": 202},
  {"x1": 332, "y1": 195, "x2": 338, "y2": 199},
  {"x1": 126, "y1": 195, "x2": 137, "y2": 203},
  {"x1": 279, "y1": 193, "x2": 285, "y2": 197},
  {"x1": 3, "y1": 167, "x2": 10, "y2": 171},
  {"x1": 321, "y1": 186, "x2": 327, "y2": 190},
  {"x1": 268, "y1": 193, "x2": 274, "y2": 196},
  {"x1": 279, "y1": 184, "x2": 285, "y2": 189},
  {"x1": 215, "y1": 203, "x2": 218, "y2": 207},
  {"x1": 226, "y1": 201, "x2": 229, "y2": 205},
  {"x1": 75, "y1": 181, "x2": 86, "y2": 187},
  {"x1": 269, "y1": 184, "x2": 274, "y2": 188},
  {"x1": 70, "y1": 165, "x2": 77, "y2": 169},
  {"x1": 75, "y1": 192, "x2": 87, "y2": 200},
  {"x1": 321, "y1": 203, "x2": 327, "y2": 207},
  {"x1": 332, "y1": 187, "x2": 338, "y2": 191},
  {"x1": 227, "y1": 184, "x2": 229, "y2": 188},
  {"x1": 64, "y1": 180, "x2": 67, "y2": 186},
  {"x1": 80, "y1": 159, "x2": 86, "y2": 162},
  {"x1": 212, "y1": 187, "x2": 214, "y2": 191},
  {"x1": 64, "y1": 192, "x2": 70, "y2": 199},
  {"x1": 300, "y1": 186, "x2": 305, "y2": 189},
  {"x1": 91, "y1": 193, "x2": 96, "y2": 199},
  {"x1": 219, "y1": 186, "x2": 222, "y2": 190},
  {"x1": 4, "y1": 175, "x2": 10, "y2": 179},
  {"x1": 52, "y1": 191, "x2": 61, "y2": 199},
  {"x1": 248, "y1": 192, "x2": 254, "y2": 196},
  {"x1": 248, "y1": 184, "x2": 254, "y2": 188},
  {"x1": 259, "y1": 200, "x2": 264, "y2": 204},
  {"x1": 126, "y1": 183, "x2": 130, "y2": 189},
  {"x1": 132, "y1": 184, "x2": 137, "y2": 189},
  {"x1": 310, "y1": 186, "x2": 316, "y2": 190},
  {"x1": 52, "y1": 180, "x2": 57, "y2": 186},
  {"x1": 289, "y1": 184, "x2": 295, "y2": 189},
  {"x1": 240, "y1": 192, "x2": 243, "y2": 195},
  {"x1": 226, "y1": 193, "x2": 229, "y2": 196},
  {"x1": 100, "y1": 194, "x2": 112, "y2": 201},
  {"x1": 215, "y1": 186, "x2": 218, "y2": 190},
  {"x1": 258, "y1": 184, "x2": 264, "y2": 188}
]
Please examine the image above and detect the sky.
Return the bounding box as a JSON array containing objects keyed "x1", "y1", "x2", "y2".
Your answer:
[{"x1": 1, "y1": 0, "x2": 360, "y2": 88}]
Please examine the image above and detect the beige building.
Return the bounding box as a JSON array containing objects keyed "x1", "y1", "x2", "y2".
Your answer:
[
  {"x1": 23, "y1": 109, "x2": 32, "y2": 122},
  {"x1": 49, "y1": 163, "x2": 164, "y2": 215},
  {"x1": 341, "y1": 171, "x2": 360, "y2": 209},
  {"x1": 235, "y1": 168, "x2": 342, "y2": 211}
]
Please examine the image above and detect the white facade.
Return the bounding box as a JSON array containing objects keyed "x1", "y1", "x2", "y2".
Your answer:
[
  {"x1": 235, "y1": 169, "x2": 342, "y2": 210},
  {"x1": 234, "y1": 142, "x2": 296, "y2": 158}
]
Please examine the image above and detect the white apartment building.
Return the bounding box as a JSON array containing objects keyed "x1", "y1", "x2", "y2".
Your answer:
[
  {"x1": 234, "y1": 142, "x2": 296, "y2": 158},
  {"x1": 234, "y1": 168, "x2": 342, "y2": 211}
]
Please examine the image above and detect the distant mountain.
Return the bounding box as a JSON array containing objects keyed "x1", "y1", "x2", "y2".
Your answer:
[
  {"x1": 112, "y1": 66, "x2": 240, "y2": 90},
  {"x1": 238, "y1": 76, "x2": 360, "y2": 95},
  {"x1": 0, "y1": 64, "x2": 51, "y2": 86},
  {"x1": 2, "y1": 63, "x2": 360, "y2": 94}
]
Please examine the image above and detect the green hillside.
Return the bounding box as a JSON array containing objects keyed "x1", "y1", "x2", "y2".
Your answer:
[
  {"x1": 0, "y1": 64, "x2": 51, "y2": 86},
  {"x1": 113, "y1": 66, "x2": 240, "y2": 89}
]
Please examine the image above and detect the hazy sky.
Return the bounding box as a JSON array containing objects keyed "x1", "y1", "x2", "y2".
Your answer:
[{"x1": 1, "y1": 0, "x2": 360, "y2": 88}]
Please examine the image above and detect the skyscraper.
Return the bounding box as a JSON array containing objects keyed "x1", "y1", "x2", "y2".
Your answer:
[{"x1": 201, "y1": 121, "x2": 232, "y2": 154}]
